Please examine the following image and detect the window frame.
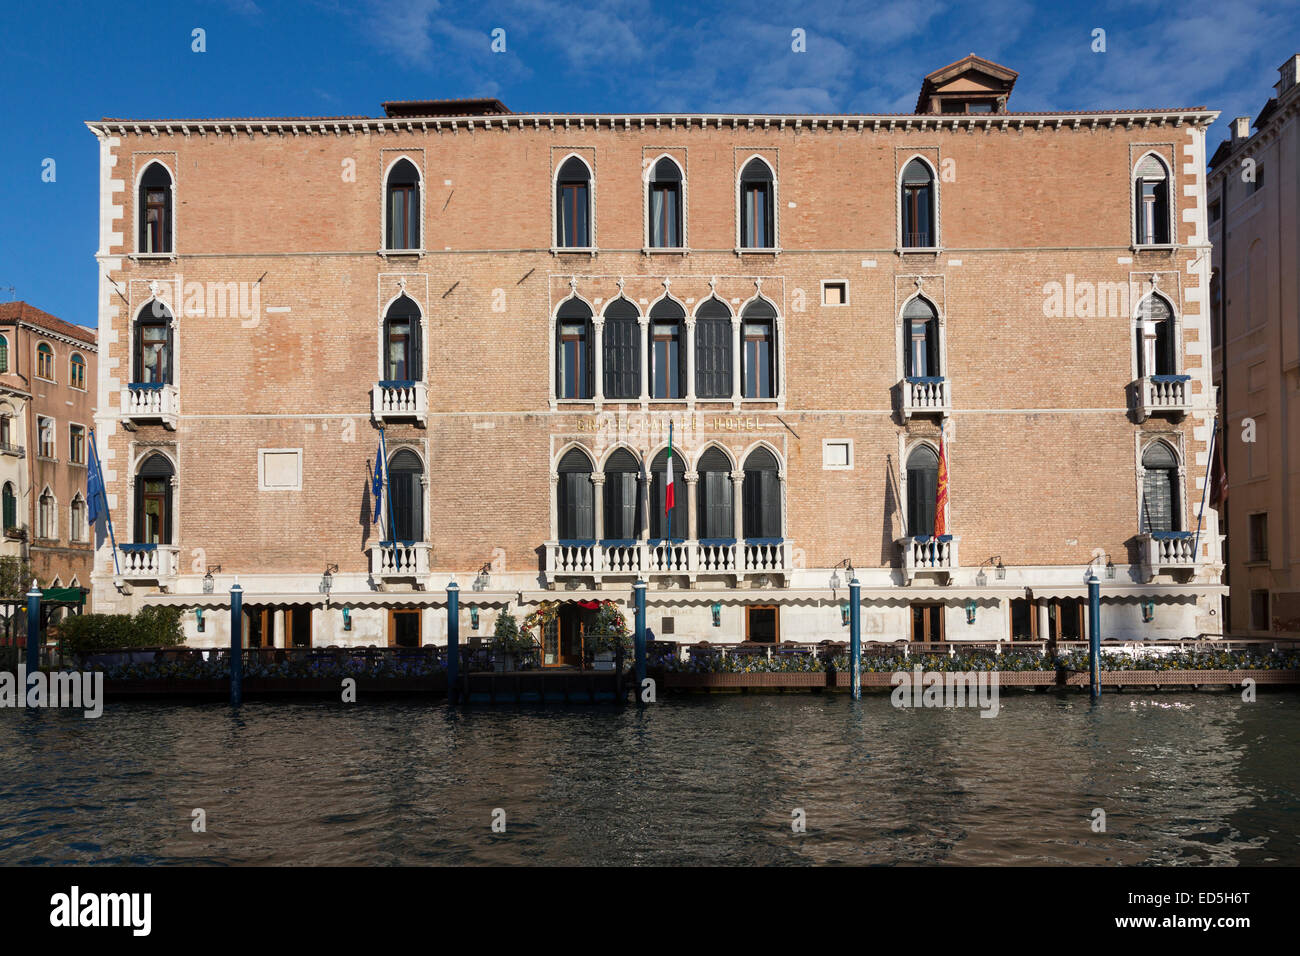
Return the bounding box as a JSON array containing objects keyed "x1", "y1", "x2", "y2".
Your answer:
[
  {"x1": 1138, "y1": 439, "x2": 1184, "y2": 534},
  {"x1": 35, "y1": 342, "x2": 55, "y2": 382},
  {"x1": 383, "y1": 156, "x2": 423, "y2": 253},
  {"x1": 553, "y1": 154, "x2": 595, "y2": 252},
  {"x1": 898, "y1": 156, "x2": 939, "y2": 252},
  {"x1": 37, "y1": 486, "x2": 56, "y2": 541},
  {"x1": 380, "y1": 294, "x2": 423, "y2": 384},
  {"x1": 133, "y1": 302, "x2": 174, "y2": 385},
  {"x1": 69, "y1": 352, "x2": 87, "y2": 390},
  {"x1": 1132, "y1": 151, "x2": 1174, "y2": 248},
  {"x1": 737, "y1": 156, "x2": 777, "y2": 252},
  {"x1": 135, "y1": 159, "x2": 176, "y2": 257},
  {"x1": 693, "y1": 297, "x2": 734, "y2": 400},
  {"x1": 646, "y1": 155, "x2": 686, "y2": 251},
  {"x1": 68, "y1": 423, "x2": 86, "y2": 467},
  {"x1": 36, "y1": 415, "x2": 55, "y2": 460}
]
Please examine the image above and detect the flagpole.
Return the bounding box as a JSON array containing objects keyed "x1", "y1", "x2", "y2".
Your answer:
[
  {"x1": 88, "y1": 428, "x2": 120, "y2": 575},
  {"x1": 379, "y1": 426, "x2": 396, "y2": 543},
  {"x1": 1193, "y1": 416, "x2": 1219, "y2": 560}
]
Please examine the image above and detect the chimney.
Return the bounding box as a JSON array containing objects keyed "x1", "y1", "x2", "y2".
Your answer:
[
  {"x1": 1276, "y1": 54, "x2": 1300, "y2": 95},
  {"x1": 1232, "y1": 116, "x2": 1252, "y2": 141}
]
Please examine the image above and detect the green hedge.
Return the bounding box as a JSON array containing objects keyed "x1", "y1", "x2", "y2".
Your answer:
[{"x1": 59, "y1": 606, "x2": 185, "y2": 655}]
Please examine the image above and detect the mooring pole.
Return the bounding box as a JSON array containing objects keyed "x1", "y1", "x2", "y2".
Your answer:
[
  {"x1": 634, "y1": 578, "x2": 647, "y2": 693},
  {"x1": 230, "y1": 581, "x2": 243, "y2": 706},
  {"x1": 849, "y1": 577, "x2": 862, "y2": 700},
  {"x1": 447, "y1": 580, "x2": 460, "y2": 704},
  {"x1": 1088, "y1": 571, "x2": 1101, "y2": 701},
  {"x1": 25, "y1": 579, "x2": 41, "y2": 676}
]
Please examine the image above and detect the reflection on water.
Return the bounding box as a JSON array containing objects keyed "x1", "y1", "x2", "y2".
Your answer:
[{"x1": 0, "y1": 693, "x2": 1296, "y2": 865}]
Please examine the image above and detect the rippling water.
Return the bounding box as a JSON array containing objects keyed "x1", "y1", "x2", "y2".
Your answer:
[{"x1": 1, "y1": 693, "x2": 1296, "y2": 865}]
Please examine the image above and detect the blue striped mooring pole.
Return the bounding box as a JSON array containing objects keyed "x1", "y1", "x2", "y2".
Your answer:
[
  {"x1": 1088, "y1": 571, "x2": 1101, "y2": 701},
  {"x1": 230, "y1": 582, "x2": 243, "y2": 706},
  {"x1": 447, "y1": 580, "x2": 460, "y2": 703},
  {"x1": 849, "y1": 577, "x2": 862, "y2": 700}
]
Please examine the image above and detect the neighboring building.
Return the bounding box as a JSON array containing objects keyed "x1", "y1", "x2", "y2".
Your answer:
[
  {"x1": 0, "y1": 302, "x2": 98, "y2": 591},
  {"x1": 86, "y1": 54, "x2": 1225, "y2": 654},
  {"x1": 1208, "y1": 54, "x2": 1300, "y2": 637}
]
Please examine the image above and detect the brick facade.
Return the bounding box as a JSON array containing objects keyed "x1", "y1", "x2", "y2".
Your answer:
[{"x1": 87, "y1": 56, "x2": 1224, "y2": 650}]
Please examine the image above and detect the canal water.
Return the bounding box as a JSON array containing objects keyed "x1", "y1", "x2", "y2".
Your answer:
[{"x1": 1, "y1": 693, "x2": 1296, "y2": 865}]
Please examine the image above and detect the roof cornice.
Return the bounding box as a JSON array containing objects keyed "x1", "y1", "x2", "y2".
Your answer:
[{"x1": 87, "y1": 109, "x2": 1219, "y2": 139}]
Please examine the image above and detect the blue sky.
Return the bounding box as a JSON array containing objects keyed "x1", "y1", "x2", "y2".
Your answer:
[{"x1": 1, "y1": 0, "x2": 1296, "y2": 327}]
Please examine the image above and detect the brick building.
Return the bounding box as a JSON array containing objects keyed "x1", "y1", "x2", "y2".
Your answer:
[
  {"x1": 1209, "y1": 54, "x2": 1300, "y2": 637},
  {"x1": 0, "y1": 302, "x2": 98, "y2": 591},
  {"x1": 86, "y1": 54, "x2": 1225, "y2": 654}
]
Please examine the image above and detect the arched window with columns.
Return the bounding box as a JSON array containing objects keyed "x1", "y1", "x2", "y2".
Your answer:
[
  {"x1": 1141, "y1": 441, "x2": 1182, "y2": 533},
  {"x1": 697, "y1": 446, "x2": 735, "y2": 540},
  {"x1": 387, "y1": 449, "x2": 424, "y2": 542},
  {"x1": 602, "y1": 298, "x2": 641, "y2": 401},
  {"x1": 557, "y1": 447, "x2": 595, "y2": 541},
  {"x1": 650, "y1": 447, "x2": 688, "y2": 540},
  {"x1": 742, "y1": 447, "x2": 781, "y2": 539},
  {"x1": 602, "y1": 449, "x2": 642, "y2": 541}
]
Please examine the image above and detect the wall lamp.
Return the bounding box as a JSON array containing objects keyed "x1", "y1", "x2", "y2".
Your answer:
[
  {"x1": 829, "y1": 558, "x2": 855, "y2": 596},
  {"x1": 711, "y1": 602, "x2": 722, "y2": 627},
  {"x1": 470, "y1": 606, "x2": 480, "y2": 630},
  {"x1": 202, "y1": 565, "x2": 222, "y2": 595},
  {"x1": 472, "y1": 563, "x2": 491, "y2": 592},
  {"x1": 841, "y1": 603, "x2": 851, "y2": 627},
  {"x1": 1141, "y1": 600, "x2": 1155, "y2": 623},
  {"x1": 975, "y1": 557, "x2": 1006, "y2": 588},
  {"x1": 196, "y1": 608, "x2": 205, "y2": 633},
  {"x1": 320, "y1": 564, "x2": 339, "y2": 595},
  {"x1": 342, "y1": 607, "x2": 352, "y2": 631},
  {"x1": 965, "y1": 599, "x2": 977, "y2": 624}
]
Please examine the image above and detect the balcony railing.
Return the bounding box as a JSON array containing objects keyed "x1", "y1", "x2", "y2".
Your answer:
[
  {"x1": 1134, "y1": 374, "x2": 1191, "y2": 421},
  {"x1": 115, "y1": 544, "x2": 179, "y2": 585},
  {"x1": 0, "y1": 440, "x2": 24, "y2": 458},
  {"x1": 544, "y1": 538, "x2": 794, "y2": 585},
  {"x1": 899, "y1": 534, "x2": 960, "y2": 583},
  {"x1": 1140, "y1": 531, "x2": 1196, "y2": 577},
  {"x1": 369, "y1": 541, "x2": 431, "y2": 581},
  {"x1": 121, "y1": 382, "x2": 178, "y2": 430},
  {"x1": 900, "y1": 376, "x2": 951, "y2": 419},
  {"x1": 372, "y1": 381, "x2": 428, "y2": 426}
]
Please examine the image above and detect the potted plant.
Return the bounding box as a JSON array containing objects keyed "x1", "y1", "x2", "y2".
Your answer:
[
  {"x1": 490, "y1": 610, "x2": 532, "y2": 672},
  {"x1": 586, "y1": 601, "x2": 632, "y2": 671}
]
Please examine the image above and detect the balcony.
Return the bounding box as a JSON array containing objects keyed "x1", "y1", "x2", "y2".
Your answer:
[
  {"x1": 898, "y1": 535, "x2": 960, "y2": 584},
  {"x1": 1139, "y1": 531, "x2": 1196, "y2": 580},
  {"x1": 115, "y1": 544, "x2": 179, "y2": 588},
  {"x1": 0, "y1": 440, "x2": 24, "y2": 458},
  {"x1": 368, "y1": 541, "x2": 431, "y2": 584},
  {"x1": 899, "y1": 376, "x2": 951, "y2": 419},
  {"x1": 121, "y1": 383, "x2": 178, "y2": 430},
  {"x1": 544, "y1": 538, "x2": 794, "y2": 587},
  {"x1": 1134, "y1": 374, "x2": 1191, "y2": 421},
  {"x1": 371, "y1": 381, "x2": 427, "y2": 426}
]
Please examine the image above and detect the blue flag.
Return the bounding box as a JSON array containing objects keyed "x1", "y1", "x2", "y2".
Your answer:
[
  {"x1": 87, "y1": 440, "x2": 105, "y2": 526},
  {"x1": 372, "y1": 444, "x2": 384, "y2": 523}
]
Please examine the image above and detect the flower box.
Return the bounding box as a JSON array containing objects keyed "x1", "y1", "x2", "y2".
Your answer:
[{"x1": 666, "y1": 672, "x2": 827, "y2": 688}]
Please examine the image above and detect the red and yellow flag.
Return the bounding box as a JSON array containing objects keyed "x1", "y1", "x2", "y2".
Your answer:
[{"x1": 933, "y1": 435, "x2": 948, "y2": 537}]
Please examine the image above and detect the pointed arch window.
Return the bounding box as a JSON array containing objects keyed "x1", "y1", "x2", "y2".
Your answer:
[
  {"x1": 2, "y1": 482, "x2": 16, "y2": 531},
  {"x1": 387, "y1": 449, "x2": 424, "y2": 542},
  {"x1": 603, "y1": 449, "x2": 642, "y2": 541},
  {"x1": 556, "y1": 157, "x2": 592, "y2": 248},
  {"x1": 649, "y1": 157, "x2": 683, "y2": 248},
  {"x1": 901, "y1": 159, "x2": 935, "y2": 248},
  {"x1": 556, "y1": 298, "x2": 593, "y2": 399},
  {"x1": 134, "y1": 303, "x2": 173, "y2": 385},
  {"x1": 385, "y1": 158, "x2": 421, "y2": 250},
  {"x1": 1136, "y1": 294, "x2": 1176, "y2": 377},
  {"x1": 383, "y1": 295, "x2": 422, "y2": 382},
  {"x1": 602, "y1": 298, "x2": 640, "y2": 400},
  {"x1": 697, "y1": 446, "x2": 734, "y2": 540},
  {"x1": 906, "y1": 445, "x2": 939, "y2": 535},
  {"x1": 649, "y1": 299, "x2": 686, "y2": 399},
  {"x1": 742, "y1": 447, "x2": 781, "y2": 539},
  {"x1": 38, "y1": 489, "x2": 56, "y2": 539},
  {"x1": 739, "y1": 159, "x2": 775, "y2": 249},
  {"x1": 1141, "y1": 442, "x2": 1181, "y2": 533},
  {"x1": 1134, "y1": 154, "x2": 1171, "y2": 245},
  {"x1": 557, "y1": 448, "x2": 594, "y2": 541},
  {"x1": 695, "y1": 297, "x2": 733, "y2": 399},
  {"x1": 134, "y1": 453, "x2": 173, "y2": 545},
  {"x1": 139, "y1": 162, "x2": 173, "y2": 254},
  {"x1": 71, "y1": 494, "x2": 87, "y2": 543},
  {"x1": 741, "y1": 299, "x2": 777, "y2": 399},
  {"x1": 650, "y1": 447, "x2": 687, "y2": 540},
  {"x1": 904, "y1": 297, "x2": 940, "y2": 379}
]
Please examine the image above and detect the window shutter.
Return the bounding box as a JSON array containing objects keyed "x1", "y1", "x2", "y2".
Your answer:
[
  {"x1": 1142, "y1": 468, "x2": 1175, "y2": 533},
  {"x1": 574, "y1": 474, "x2": 593, "y2": 539},
  {"x1": 696, "y1": 318, "x2": 732, "y2": 398},
  {"x1": 760, "y1": 471, "x2": 780, "y2": 537},
  {"x1": 742, "y1": 473, "x2": 759, "y2": 538},
  {"x1": 411, "y1": 320, "x2": 423, "y2": 382}
]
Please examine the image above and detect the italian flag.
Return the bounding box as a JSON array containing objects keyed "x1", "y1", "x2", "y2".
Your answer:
[{"x1": 664, "y1": 423, "x2": 675, "y2": 512}]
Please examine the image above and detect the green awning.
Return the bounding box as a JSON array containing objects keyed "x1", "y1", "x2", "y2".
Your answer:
[{"x1": 41, "y1": 588, "x2": 86, "y2": 604}]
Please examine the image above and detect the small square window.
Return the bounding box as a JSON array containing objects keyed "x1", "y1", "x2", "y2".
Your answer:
[
  {"x1": 822, "y1": 281, "x2": 848, "y2": 306},
  {"x1": 259, "y1": 448, "x2": 302, "y2": 491},
  {"x1": 822, "y1": 439, "x2": 853, "y2": 470}
]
